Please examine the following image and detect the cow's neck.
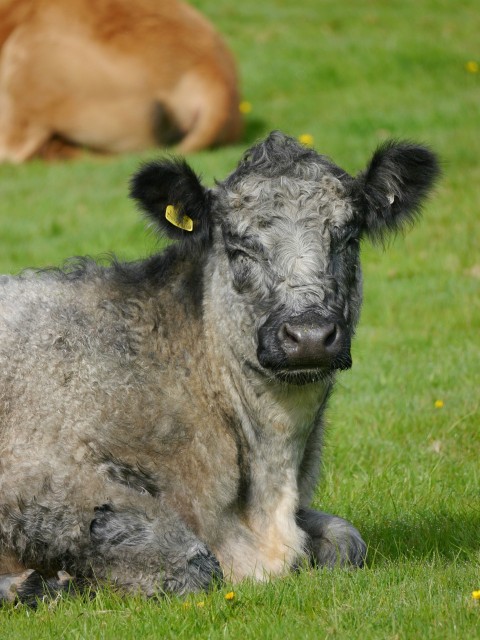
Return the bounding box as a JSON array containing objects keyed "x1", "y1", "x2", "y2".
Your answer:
[
  {"x1": 202, "y1": 263, "x2": 332, "y2": 578},
  {"x1": 210, "y1": 350, "x2": 330, "y2": 580},
  {"x1": 224, "y1": 359, "x2": 329, "y2": 491}
]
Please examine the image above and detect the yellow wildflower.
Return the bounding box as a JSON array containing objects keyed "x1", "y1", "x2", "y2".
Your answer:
[
  {"x1": 196, "y1": 600, "x2": 205, "y2": 607},
  {"x1": 298, "y1": 133, "x2": 314, "y2": 147},
  {"x1": 434, "y1": 400, "x2": 444, "y2": 409},
  {"x1": 225, "y1": 591, "x2": 235, "y2": 600},
  {"x1": 472, "y1": 590, "x2": 480, "y2": 600},
  {"x1": 465, "y1": 61, "x2": 479, "y2": 73},
  {"x1": 239, "y1": 101, "x2": 252, "y2": 114}
]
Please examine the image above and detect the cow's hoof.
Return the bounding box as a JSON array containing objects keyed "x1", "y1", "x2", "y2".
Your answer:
[
  {"x1": 0, "y1": 570, "x2": 40, "y2": 604},
  {"x1": 310, "y1": 516, "x2": 367, "y2": 568},
  {"x1": 0, "y1": 569, "x2": 74, "y2": 606},
  {"x1": 163, "y1": 544, "x2": 224, "y2": 595},
  {"x1": 90, "y1": 503, "x2": 223, "y2": 594},
  {"x1": 297, "y1": 508, "x2": 367, "y2": 569}
]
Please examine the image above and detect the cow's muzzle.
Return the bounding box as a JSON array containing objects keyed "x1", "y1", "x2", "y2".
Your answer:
[{"x1": 257, "y1": 311, "x2": 352, "y2": 382}]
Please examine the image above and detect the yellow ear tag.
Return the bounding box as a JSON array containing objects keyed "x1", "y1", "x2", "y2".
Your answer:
[{"x1": 165, "y1": 205, "x2": 193, "y2": 232}]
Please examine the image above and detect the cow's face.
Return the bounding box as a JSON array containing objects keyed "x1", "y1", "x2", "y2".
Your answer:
[
  {"x1": 131, "y1": 132, "x2": 439, "y2": 385},
  {"x1": 215, "y1": 167, "x2": 360, "y2": 383}
]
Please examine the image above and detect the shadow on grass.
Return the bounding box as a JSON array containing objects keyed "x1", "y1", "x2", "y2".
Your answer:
[{"x1": 362, "y1": 510, "x2": 480, "y2": 563}]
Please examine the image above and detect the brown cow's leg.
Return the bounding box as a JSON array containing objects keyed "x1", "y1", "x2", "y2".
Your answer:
[
  {"x1": 0, "y1": 93, "x2": 51, "y2": 163},
  {"x1": 0, "y1": 116, "x2": 50, "y2": 163},
  {"x1": 163, "y1": 70, "x2": 242, "y2": 154}
]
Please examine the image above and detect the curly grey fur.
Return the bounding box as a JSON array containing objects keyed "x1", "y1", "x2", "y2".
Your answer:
[{"x1": 0, "y1": 132, "x2": 439, "y2": 602}]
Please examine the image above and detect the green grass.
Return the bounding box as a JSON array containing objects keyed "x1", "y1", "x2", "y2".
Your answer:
[{"x1": 0, "y1": 0, "x2": 479, "y2": 637}]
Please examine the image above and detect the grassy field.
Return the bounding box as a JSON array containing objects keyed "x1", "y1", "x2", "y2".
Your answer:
[{"x1": 0, "y1": 0, "x2": 479, "y2": 638}]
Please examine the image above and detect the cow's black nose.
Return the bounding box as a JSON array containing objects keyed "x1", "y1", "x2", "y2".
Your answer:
[
  {"x1": 278, "y1": 321, "x2": 344, "y2": 368},
  {"x1": 257, "y1": 312, "x2": 352, "y2": 374}
]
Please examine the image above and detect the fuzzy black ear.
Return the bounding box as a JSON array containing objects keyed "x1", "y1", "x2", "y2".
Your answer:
[
  {"x1": 130, "y1": 159, "x2": 211, "y2": 243},
  {"x1": 355, "y1": 141, "x2": 440, "y2": 241}
]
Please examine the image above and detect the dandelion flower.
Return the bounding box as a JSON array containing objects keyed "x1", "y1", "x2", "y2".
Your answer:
[
  {"x1": 472, "y1": 590, "x2": 480, "y2": 600},
  {"x1": 434, "y1": 400, "x2": 444, "y2": 408},
  {"x1": 225, "y1": 591, "x2": 235, "y2": 600},
  {"x1": 239, "y1": 101, "x2": 252, "y2": 114},
  {"x1": 298, "y1": 133, "x2": 314, "y2": 147},
  {"x1": 196, "y1": 601, "x2": 205, "y2": 607},
  {"x1": 465, "y1": 61, "x2": 479, "y2": 73}
]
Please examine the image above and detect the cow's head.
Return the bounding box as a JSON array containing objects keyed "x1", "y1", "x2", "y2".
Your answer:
[{"x1": 131, "y1": 132, "x2": 439, "y2": 385}]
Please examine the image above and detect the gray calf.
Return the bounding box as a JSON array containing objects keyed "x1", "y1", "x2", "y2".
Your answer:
[{"x1": 0, "y1": 132, "x2": 439, "y2": 602}]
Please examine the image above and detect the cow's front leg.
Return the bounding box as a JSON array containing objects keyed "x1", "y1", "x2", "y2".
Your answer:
[
  {"x1": 296, "y1": 507, "x2": 367, "y2": 568},
  {"x1": 89, "y1": 503, "x2": 223, "y2": 596}
]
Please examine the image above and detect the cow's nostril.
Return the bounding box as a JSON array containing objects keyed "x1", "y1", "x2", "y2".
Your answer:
[
  {"x1": 323, "y1": 324, "x2": 337, "y2": 349},
  {"x1": 279, "y1": 323, "x2": 302, "y2": 345}
]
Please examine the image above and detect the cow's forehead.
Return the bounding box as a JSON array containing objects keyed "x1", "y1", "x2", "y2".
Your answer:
[{"x1": 218, "y1": 172, "x2": 355, "y2": 233}]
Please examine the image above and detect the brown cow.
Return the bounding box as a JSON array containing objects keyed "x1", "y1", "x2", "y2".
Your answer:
[{"x1": 0, "y1": 0, "x2": 242, "y2": 161}]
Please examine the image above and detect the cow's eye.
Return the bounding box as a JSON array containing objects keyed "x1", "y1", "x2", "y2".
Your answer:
[
  {"x1": 226, "y1": 249, "x2": 256, "y2": 291},
  {"x1": 227, "y1": 248, "x2": 252, "y2": 262}
]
